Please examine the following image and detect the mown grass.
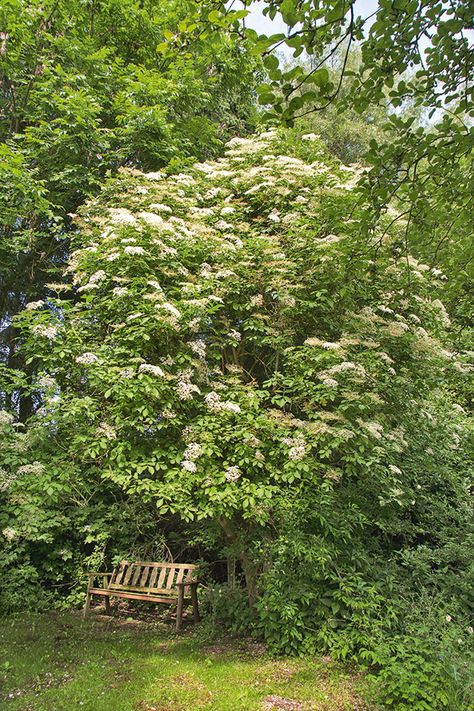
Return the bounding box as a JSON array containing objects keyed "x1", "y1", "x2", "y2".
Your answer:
[{"x1": 0, "y1": 609, "x2": 377, "y2": 710}]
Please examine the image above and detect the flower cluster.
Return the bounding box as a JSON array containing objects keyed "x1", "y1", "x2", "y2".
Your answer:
[
  {"x1": 75, "y1": 352, "x2": 99, "y2": 365},
  {"x1": 32, "y1": 324, "x2": 58, "y2": 340},
  {"x1": 139, "y1": 363, "x2": 165, "y2": 377},
  {"x1": 97, "y1": 423, "x2": 117, "y2": 440},
  {"x1": 224, "y1": 465, "x2": 241, "y2": 482},
  {"x1": 2, "y1": 527, "x2": 17, "y2": 541},
  {"x1": 183, "y1": 442, "x2": 203, "y2": 460},
  {"x1": 189, "y1": 339, "x2": 206, "y2": 359},
  {"x1": 17, "y1": 462, "x2": 45, "y2": 476},
  {"x1": 176, "y1": 380, "x2": 200, "y2": 400},
  {"x1": 283, "y1": 434, "x2": 307, "y2": 461},
  {"x1": 124, "y1": 246, "x2": 145, "y2": 255},
  {"x1": 204, "y1": 391, "x2": 241, "y2": 414}
]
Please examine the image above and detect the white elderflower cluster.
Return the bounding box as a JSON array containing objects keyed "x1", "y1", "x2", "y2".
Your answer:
[
  {"x1": 89, "y1": 270, "x2": 106, "y2": 284},
  {"x1": 215, "y1": 269, "x2": 235, "y2": 279},
  {"x1": 320, "y1": 376, "x2": 338, "y2": 388},
  {"x1": 176, "y1": 381, "x2": 200, "y2": 400},
  {"x1": 358, "y1": 420, "x2": 384, "y2": 439},
  {"x1": 244, "y1": 433, "x2": 260, "y2": 448},
  {"x1": 138, "y1": 363, "x2": 165, "y2": 377},
  {"x1": 328, "y1": 361, "x2": 366, "y2": 377},
  {"x1": 32, "y1": 324, "x2": 58, "y2": 340},
  {"x1": 181, "y1": 459, "x2": 197, "y2": 473},
  {"x1": 75, "y1": 352, "x2": 99, "y2": 365},
  {"x1": 156, "y1": 302, "x2": 181, "y2": 319},
  {"x1": 250, "y1": 294, "x2": 264, "y2": 307},
  {"x1": 17, "y1": 462, "x2": 45, "y2": 476},
  {"x1": 139, "y1": 211, "x2": 164, "y2": 227},
  {"x1": 148, "y1": 203, "x2": 172, "y2": 214},
  {"x1": 2, "y1": 527, "x2": 17, "y2": 541},
  {"x1": 387, "y1": 322, "x2": 409, "y2": 337},
  {"x1": 113, "y1": 287, "x2": 127, "y2": 297},
  {"x1": 205, "y1": 391, "x2": 241, "y2": 414},
  {"x1": 228, "y1": 329, "x2": 242, "y2": 342},
  {"x1": 183, "y1": 442, "x2": 203, "y2": 461},
  {"x1": 322, "y1": 342, "x2": 341, "y2": 350},
  {"x1": 0, "y1": 410, "x2": 14, "y2": 426},
  {"x1": 377, "y1": 305, "x2": 394, "y2": 315},
  {"x1": 189, "y1": 339, "x2": 206, "y2": 359},
  {"x1": 106, "y1": 251, "x2": 120, "y2": 262},
  {"x1": 283, "y1": 434, "x2": 307, "y2": 461},
  {"x1": 108, "y1": 207, "x2": 137, "y2": 225},
  {"x1": 124, "y1": 246, "x2": 146, "y2": 255},
  {"x1": 77, "y1": 283, "x2": 99, "y2": 293},
  {"x1": 188, "y1": 317, "x2": 201, "y2": 332},
  {"x1": 388, "y1": 465, "x2": 402, "y2": 475},
  {"x1": 120, "y1": 368, "x2": 135, "y2": 379},
  {"x1": 224, "y1": 465, "x2": 241, "y2": 482},
  {"x1": 97, "y1": 423, "x2": 117, "y2": 440},
  {"x1": 25, "y1": 300, "x2": 44, "y2": 310},
  {"x1": 37, "y1": 375, "x2": 56, "y2": 389},
  {"x1": 147, "y1": 280, "x2": 162, "y2": 290}
]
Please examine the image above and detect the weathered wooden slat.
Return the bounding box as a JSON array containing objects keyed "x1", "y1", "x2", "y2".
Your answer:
[
  {"x1": 176, "y1": 568, "x2": 185, "y2": 586},
  {"x1": 103, "y1": 584, "x2": 180, "y2": 595},
  {"x1": 88, "y1": 588, "x2": 192, "y2": 604},
  {"x1": 114, "y1": 562, "x2": 128, "y2": 586},
  {"x1": 157, "y1": 566, "x2": 168, "y2": 588},
  {"x1": 139, "y1": 566, "x2": 150, "y2": 587},
  {"x1": 127, "y1": 561, "x2": 195, "y2": 569},
  {"x1": 185, "y1": 567, "x2": 194, "y2": 582},
  {"x1": 148, "y1": 566, "x2": 159, "y2": 590},
  {"x1": 166, "y1": 567, "x2": 177, "y2": 589},
  {"x1": 131, "y1": 565, "x2": 142, "y2": 586},
  {"x1": 122, "y1": 564, "x2": 134, "y2": 585}
]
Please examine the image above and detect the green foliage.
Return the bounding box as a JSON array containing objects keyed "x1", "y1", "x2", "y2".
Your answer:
[{"x1": 0, "y1": 0, "x2": 258, "y2": 415}]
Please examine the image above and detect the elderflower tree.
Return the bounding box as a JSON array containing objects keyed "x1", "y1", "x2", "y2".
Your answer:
[{"x1": 10, "y1": 129, "x2": 469, "y2": 604}]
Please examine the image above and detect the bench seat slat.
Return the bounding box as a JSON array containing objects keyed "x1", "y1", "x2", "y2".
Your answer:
[
  {"x1": 108, "y1": 584, "x2": 181, "y2": 595},
  {"x1": 88, "y1": 588, "x2": 191, "y2": 604}
]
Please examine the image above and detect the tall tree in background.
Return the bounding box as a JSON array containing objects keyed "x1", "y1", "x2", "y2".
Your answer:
[{"x1": 0, "y1": 0, "x2": 258, "y2": 417}]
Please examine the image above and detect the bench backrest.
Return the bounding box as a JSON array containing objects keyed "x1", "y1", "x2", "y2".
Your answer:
[{"x1": 108, "y1": 560, "x2": 196, "y2": 595}]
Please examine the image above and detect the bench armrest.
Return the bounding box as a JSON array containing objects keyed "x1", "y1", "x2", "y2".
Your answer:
[{"x1": 87, "y1": 572, "x2": 113, "y2": 590}]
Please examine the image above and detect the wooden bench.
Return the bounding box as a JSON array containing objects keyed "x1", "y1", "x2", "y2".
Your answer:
[{"x1": 83, "y1": 560, "x2": 200, "y2": 630}]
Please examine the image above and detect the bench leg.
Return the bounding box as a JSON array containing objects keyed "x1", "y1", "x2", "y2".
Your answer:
[
  {"x1": 190, "y1": 586, "x2": 200, "y2": 623},
  {"x1": 83, "y1": 592, "x2": 92, "y2": 619},
  {"x1": 176, "y1": 587, "x2": 184, "y2": 632},
  {"x1": 104, "y1": 595, "x2": 111, "y2": 615}
]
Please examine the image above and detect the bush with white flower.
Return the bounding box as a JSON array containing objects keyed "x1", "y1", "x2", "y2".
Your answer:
[{"x1": 3, "y1": 131, "x2": 472, "y2": 666}]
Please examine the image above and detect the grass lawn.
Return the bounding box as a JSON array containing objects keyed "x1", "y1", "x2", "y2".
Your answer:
[{"x1": 0, "y1": 609, "x2": 378, "y2": 710}]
